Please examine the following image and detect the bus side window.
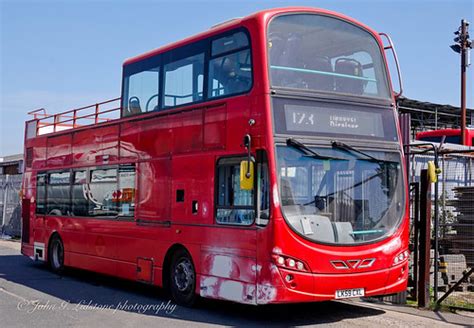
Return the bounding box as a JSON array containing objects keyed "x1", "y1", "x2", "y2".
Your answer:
[
  {"x1": 117, "y1": 164, "x2": 136, "y2": 217},
  {"x1": 36, "y1": 173, "x2": 47, "y2": 215},
  {"x1": 47, "y1": 171, "x2": 71, "y2": 216},
  {"x1": 164, "y1": 53, "x2": 204, "y2": 107},
  {"x1": 216, "y1": 158, "x2": 254, "y2": 225},
  {"x1": 89, "y1": 168, "x2": 118, "y2": 217},
  {"x1": 209, "y1": 31, "x2": 252, "y2": 98},
  {"x1": 72, "y1": 170, "x2": 88, "y2": 216},
  {"x1": 122, "y1": 66, "x2": 160, "y2": 117}
]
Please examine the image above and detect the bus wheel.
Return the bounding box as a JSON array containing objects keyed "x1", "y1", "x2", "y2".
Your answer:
[
  {"x1": 48, "y1": 235, "x2": 64, "y2": 274},
  {"x1": 169, "y1": 248, "x2": 196, "y2": 306}
]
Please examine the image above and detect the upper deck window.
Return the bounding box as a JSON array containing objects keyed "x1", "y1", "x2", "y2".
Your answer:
[
  {"x1": 268, "y1": 14, "x2": 391, "y2": 99},
  {"x1": 122, "y1": 65, "x2": 160, "y2": 117},
  {"x1": 164, "y1": 53, "x2": 204, "y2": 107},
  {"x1": 209, "y1": 31, "x2": 252, "y2": 99},
  {"x1": 211, "y1": 31, "x2": 249, "y2": 56},
  {"x1": 122, "y1": 28, "x2": 253, "y2": 117}
]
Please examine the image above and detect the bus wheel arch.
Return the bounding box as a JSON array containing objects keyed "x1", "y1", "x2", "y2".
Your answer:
[
  {"x1": 48, "y1": 232, "x2": 65, "y2": 274},
  {"x1": 163, "y1": 244, "x2": 197, "y2": 306}
]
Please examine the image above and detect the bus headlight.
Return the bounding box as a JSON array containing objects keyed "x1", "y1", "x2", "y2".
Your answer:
[
  {"x1": 272, "y1": 254, "x2": 309, "y2": 272},
  {"x1": 393, "y1": 250, "x2": 409, "y2": 266}
]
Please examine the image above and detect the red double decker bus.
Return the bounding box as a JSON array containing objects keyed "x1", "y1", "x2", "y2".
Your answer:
[{"x1": 21, "y1": 7, "x2": 409, "y2": 306}]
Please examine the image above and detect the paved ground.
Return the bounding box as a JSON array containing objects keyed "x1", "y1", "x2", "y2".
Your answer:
[{"x1": 0, "y1": 239, "x2": 471, "y2": 328}]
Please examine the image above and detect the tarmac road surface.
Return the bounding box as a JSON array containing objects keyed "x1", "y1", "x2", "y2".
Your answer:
[{"x1": 0, "y1": 239, "x2": 470, "y2": 328}]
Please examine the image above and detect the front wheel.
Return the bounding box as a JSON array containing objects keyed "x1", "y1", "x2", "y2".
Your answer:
[
  {"x1": 48, "y1": 235, "x2": 64, "y2": 274},
  {"x1": 169, "y1": 249, "x2": 197, "y2": 306}
]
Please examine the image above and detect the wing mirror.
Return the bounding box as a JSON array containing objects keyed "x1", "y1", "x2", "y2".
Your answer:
[{"x1": 240, "y1": 134, "x2": 254, "y2": 190}]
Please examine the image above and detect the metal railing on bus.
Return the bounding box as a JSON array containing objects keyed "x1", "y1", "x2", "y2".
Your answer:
[{"x1": 26, "y1": 98, "x2": 121, "y2": 138}]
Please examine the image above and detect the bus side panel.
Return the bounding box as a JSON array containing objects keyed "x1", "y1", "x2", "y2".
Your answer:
[
  {"x1": 83, "y1": 219, "x2": 118, "y2": 261},
  {"x1": 170, "y1": 155, "x2": 214, "y2": 225},
  {"x1": 62, "y1": 218, "x2": 117, "y2": 277},
  {"x1": 67, "y1": 252, "x2": 117, "y2": 276},
  {"x1": 136, "y1": 159, "x2": 171, "y2": 220},
  {"x1": 199, "y1": 228, "x2": 257, "y2": 304},
  {"x1": 73, "y1": 125, "x2": 119, "y2": 166},
  {"x1": 132, "y1": 115, "x2": 172, "y2": 160},
  {"x1": 203, "y1": 104, "x2": 227, "y2": 150},
  {"x1": 114, "y1": 224, "x2": 203, "y2": 287},
  {"x1": 225, "y1": 97, "x2": 251, "y2": 151},
  {"x1": 46, "y1": 134, "x2": 72, "y2": 168},
  {"x1": 120, "y1": 121, "x2": 141, "y2": 161},
  {"x1": 21, "y1": 172, "x2": 34, "y2": 245},
  {"x1": 27, "y1": 137, "x2": 47, "y2": 170},
  {"x1": 112, "y1": 225, "x2": 172, "y2": 283},
  {"x1": 100, "y1": 125, "x2": 119, "y2": 162},
  {"x1": 172, "y1": 109, "x2": 203, "y2": 154},
  {"x1": 73, "y1": 129, "x2": 100, "y2": 165}
]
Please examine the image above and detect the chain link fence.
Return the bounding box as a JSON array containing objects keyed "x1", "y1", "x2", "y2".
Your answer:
[
  {"x1": 408, "y1": 150, "x2": 474, "y2": 309},
  {"x1": 0, "y1": 175, "x2": 22, "y2": 237}
]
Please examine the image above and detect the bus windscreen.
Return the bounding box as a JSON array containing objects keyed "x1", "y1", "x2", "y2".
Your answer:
[{"x1": 268, "y1": 14, "x2": 391, "y2": 100}]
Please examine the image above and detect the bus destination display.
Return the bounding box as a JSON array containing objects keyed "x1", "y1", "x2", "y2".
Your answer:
[{"x1": 284, "y1": 104, "x2": 384, "y2": 138}]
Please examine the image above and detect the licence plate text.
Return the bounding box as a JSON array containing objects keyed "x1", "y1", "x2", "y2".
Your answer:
[{"x1": 335, "y1": 288, "x2": 365, "y2": 299}]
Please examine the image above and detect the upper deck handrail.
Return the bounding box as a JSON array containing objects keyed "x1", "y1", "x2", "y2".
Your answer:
[{"x1": 26, "y1": 97, "x2": 121, "y2": 138}]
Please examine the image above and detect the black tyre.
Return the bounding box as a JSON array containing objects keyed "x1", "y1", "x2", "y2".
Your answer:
[
  {"x1": 169, "y1": 248, "x2": 197, "y2": 306},
  {"x1": 48, "y1": 235, "x2": 64, "y2": 274}
]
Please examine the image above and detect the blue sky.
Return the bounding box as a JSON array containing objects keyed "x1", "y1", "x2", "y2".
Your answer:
[{"x1": 1, "y1": 0, "x2": 473, "y2": 155}]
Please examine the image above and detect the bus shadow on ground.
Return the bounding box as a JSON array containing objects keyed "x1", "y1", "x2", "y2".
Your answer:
[{"x1": 0, "y1": 253, "x2": 385, "y2": 326}]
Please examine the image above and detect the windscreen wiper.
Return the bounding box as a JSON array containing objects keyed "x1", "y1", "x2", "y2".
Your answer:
[
  {"x1": 286, "y1": 138, "x2": 346, "y2": 161},
  {"x1": 331, "y1": 140, "x2": 396, "y2": 164}
]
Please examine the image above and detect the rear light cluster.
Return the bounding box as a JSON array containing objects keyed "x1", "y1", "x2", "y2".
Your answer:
[
  {"x1": 272, "y1": 254, "x2": 309, "y2": 272},
  {"x1": 393, "y1": 250, "x2": 410, "y2": 265}
]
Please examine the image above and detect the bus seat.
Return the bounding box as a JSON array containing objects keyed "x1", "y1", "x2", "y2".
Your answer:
[
  {"x1": 334, "y1": 58, "x2": 365, "y2": 95},
  {"x1": 128, "y1": 98, "x2": 142, "y2": 116},
  {"x1": 303, "y1": 57, "x2": 334, "y2": 92},
  {"x1": 334, "y1": 222, "x2": 355, "y2": 243}
]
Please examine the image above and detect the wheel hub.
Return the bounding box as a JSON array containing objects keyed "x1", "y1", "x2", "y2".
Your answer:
[{"x1": 174, "y1": 259, "x2": 194, "y2": 292}]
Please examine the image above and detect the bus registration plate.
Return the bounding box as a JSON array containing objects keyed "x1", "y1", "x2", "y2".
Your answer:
[{"x1": 335, "y1": 288, "x2": 365, "y2": 299}]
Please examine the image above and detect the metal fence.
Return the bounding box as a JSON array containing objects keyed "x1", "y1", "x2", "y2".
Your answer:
[
  {"x1": 408, "y1": 150, "x2": 474, "y2": 309},
  {"x1": 0, "y1": 175, "x2": 22, "y2": 237}
]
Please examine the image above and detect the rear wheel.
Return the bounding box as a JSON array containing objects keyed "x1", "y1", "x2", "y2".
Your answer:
[
  {"x1": 48, "y1": 235, "x2": 64, "y2": 274},
  {"x1": 169, "y1": 249, "x2": 197, "y2": 306}
]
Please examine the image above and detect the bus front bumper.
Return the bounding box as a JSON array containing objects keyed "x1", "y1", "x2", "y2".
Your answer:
[{"x1": 264, "y1": 261, "x2": 409, "y2": 304}]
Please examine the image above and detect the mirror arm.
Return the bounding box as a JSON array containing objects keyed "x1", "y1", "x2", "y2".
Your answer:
[
  {"x1": 244, "y1": 134, "x2": 252, "y2": 178},
  {"x1": 380, "y1": 32, "x2": 403, "y2": 98}
]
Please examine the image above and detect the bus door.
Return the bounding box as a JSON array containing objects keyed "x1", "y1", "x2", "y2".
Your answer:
[{"x1": 199, "y1": 153, "x2": 269, "y2": 304}]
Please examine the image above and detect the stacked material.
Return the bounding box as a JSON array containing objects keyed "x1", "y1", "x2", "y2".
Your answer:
[
  {"x1": 446, "y1": 186, "x2": 474, "y2": 268},
  {"x1": 440, "y1": 254, "x2": 470, "y2": 290},
  {"x1": 431, "y1": 250, "x2": 448, "y2": 290}
]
